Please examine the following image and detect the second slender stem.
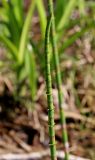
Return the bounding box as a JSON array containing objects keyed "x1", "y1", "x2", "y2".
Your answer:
[
  {"x1": 48, "y1": 0, "x2": 69, "y2": 159},
  {"x1": 45, "y1": 16, "x2": 57, "y2": 160}
]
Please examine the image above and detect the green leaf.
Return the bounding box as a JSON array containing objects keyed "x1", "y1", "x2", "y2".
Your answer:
[
  {"x1": 18, "y1": 0, "x2": 36, "y2": 65},
  {"x1": 2, "y1": 0, "x2": 20, "y2": 45},
  {"x1": 25, "y1": 45, "x2": 37, "y2": 101},
  {"x1": 57, "y1": 0, "x2": 76, "y2": 31},
  {"x1": 78, "y1": 0, "x2": 85, "y2": 16},
  {"x1": 0, "y1": 34, "x2": 18, "y2": 60},
  {"x1": 0, "y1": 21, "x2": 10, "y2": 37},
  {"x1": 36, "y1": 0, "x2": 47, "y2": 39},
  {"x1": 55, "y1": 0, "x2": 67, "y2": 26},
  {"x1": 11, "y1": 0, "x2": 24, "y2": 29}
]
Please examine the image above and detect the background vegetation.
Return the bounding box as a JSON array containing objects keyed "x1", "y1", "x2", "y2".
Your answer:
[{"x1": 0, "y1": 0, "x2": 95, "y2": 159}]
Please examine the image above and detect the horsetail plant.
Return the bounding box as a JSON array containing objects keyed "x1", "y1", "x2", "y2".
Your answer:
[
  {"x1": 45, "y1": 16, "x2": 57, "y2": 160},
  {"x1": 48, "y1": 0, "x2": 69, "y2": 159}
]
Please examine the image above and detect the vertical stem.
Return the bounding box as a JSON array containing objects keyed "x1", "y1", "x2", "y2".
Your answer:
[
  {"x1": 48, "y1": 0, "x2": 69, "y2": 160},
  {"x1": 45, "y1": 17, "x2": 57, "y2": 160}
]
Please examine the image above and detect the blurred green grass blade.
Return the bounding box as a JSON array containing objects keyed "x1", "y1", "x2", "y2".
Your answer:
[
  {"x1": 30, "y1": 39, "x2": 41, "y2": 57},
  {"x1": 0, "y1": 21, "x2": 10, "y2": 37},
  {"x1": 0, "y1": 61, "x2": 4, "y2": 68},
  {"x1": 57, "y1": 0, "x2": 76, "y2": 31},
  {"x1": 7, "y1": 2, "x2": 21, "y2": 45},
  {"x1": 78, "y1": 0, "x2": 85, "y2": 16},
  {"x1": 36, "y1": 0, "x2": 46, "y2": 39},
  {"x1": 0, "y1": 8, "x2": 7, "y2": 20},
  {"x1": 0, "y1": 35, "x2": 18, "y2": 60},
  {"x1": 11, "y1": 0, "x2": 24, "y2": 28},
  {"x1": 2, "y1": 0, "x2": 20, "y2": 46},
  {"x1": 25, "y1": 46, "x2": 37, "y2": 101},
  {"x1": 59, "y1": 21, "x2": 95, "y2": 53},
  {"x1": 56, "y1": 14, "x2": 93, "y2": 42},
  {"x1": 86, "y1": 1, "x2": 95, "y2": 8},
  {"x1": 1, "y1": 0, "x2": 8, "y2": 7},
  {"x1": 55, "y1": 0, "x2": 67, "y2": 26},
  {"x1": 18, "y1": 0, "x2": 36, "y2": 65},
  {"x1": 30, "y1": 39, "x2": 45, "y2": 71}
]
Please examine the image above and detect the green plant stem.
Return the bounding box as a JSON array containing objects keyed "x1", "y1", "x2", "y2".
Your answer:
[
  {"x1": 48, "y1": 0, "x2": 69, "y2": 159},
  {"x1": 45, "y1": 16, "x2": 57, "y2": 160}
]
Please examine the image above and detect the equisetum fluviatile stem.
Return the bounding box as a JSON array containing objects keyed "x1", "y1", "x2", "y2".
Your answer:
[
  {"x1": 48, "y1": 0, "x2": 69, "y2": 159},
  {"x1": 45, "y1": 16, "x2": 57, "y2": 160}
]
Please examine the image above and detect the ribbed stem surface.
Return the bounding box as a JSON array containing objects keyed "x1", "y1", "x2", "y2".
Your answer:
[
  {"x1": 48, "y1": 0, "x2": 69, "y2": 159},
  {"x1": 45, "y1": 16, "x2": 57, "y2": 160}
]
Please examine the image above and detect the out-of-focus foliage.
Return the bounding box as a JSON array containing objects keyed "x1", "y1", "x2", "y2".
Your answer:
[{"x1": 0, "y1": 0, "x2": 95, "y2": 103}]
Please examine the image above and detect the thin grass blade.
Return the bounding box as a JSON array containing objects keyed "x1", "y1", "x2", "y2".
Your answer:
[{"x1": 18, "y1": 0, "x2": 36, "y2": 65}]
